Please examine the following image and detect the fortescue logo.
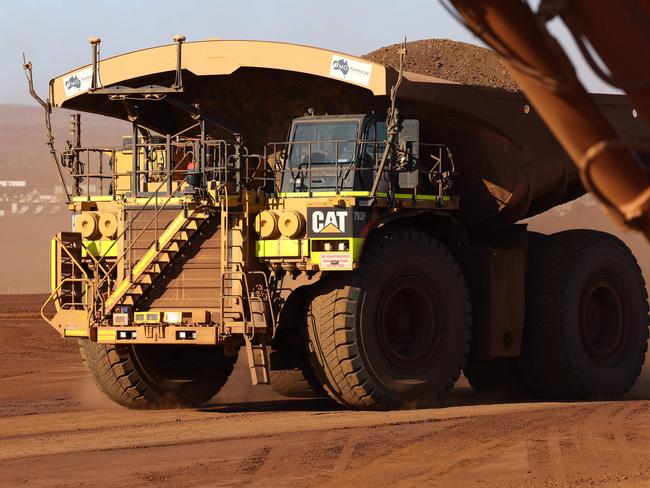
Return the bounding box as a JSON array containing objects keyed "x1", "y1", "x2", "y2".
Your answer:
[
  {"x1": 311, "y1": 210, "x2": 348, "y2": 234},
  {"x1": 65, "y1": 75, "x2": 81, "y2": 90},
  {"x1": 332, "y1": 58, "x2": 350, "y2": 76}
]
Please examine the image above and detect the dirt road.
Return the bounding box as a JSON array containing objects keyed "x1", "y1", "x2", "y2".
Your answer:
[{"x1": 4, "y1": 296, "x2": 650, "y2": 487}]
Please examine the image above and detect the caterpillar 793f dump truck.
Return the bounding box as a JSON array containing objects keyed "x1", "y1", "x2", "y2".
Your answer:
[{"x1": 33, "y1": 38, "x2": 649, "y2": 410}]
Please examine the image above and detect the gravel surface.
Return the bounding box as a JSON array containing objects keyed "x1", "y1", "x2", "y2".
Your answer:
[{"x1": 364, "y1": 38, "x2": 519, "y2": 91}]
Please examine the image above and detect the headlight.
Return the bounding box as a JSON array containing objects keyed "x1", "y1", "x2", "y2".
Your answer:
[
  {"x1": 312, "y1": 239, "x2": 349, "y2": 252},
  {"x1": 278, "y1": 210, "x2": 305, "y2": 239},
  {"x1": 163, "y1": 311, "x2": 183, "y2": 324},
  {"x1": 254, "y1": 210, "x2": 280, "y2": 239}
]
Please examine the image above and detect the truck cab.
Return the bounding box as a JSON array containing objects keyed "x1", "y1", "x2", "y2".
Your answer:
[{"x1": 279, "y1": 113, "x2": 445, "y2": 199}]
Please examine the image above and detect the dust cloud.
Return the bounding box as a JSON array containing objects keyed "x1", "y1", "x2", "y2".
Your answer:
[
  {"x1": 75, "y1": 376, "x2": 122, "y2": 411},
  {"x1": 211, "y1": 353, "x2": 283, "y2": 404}
]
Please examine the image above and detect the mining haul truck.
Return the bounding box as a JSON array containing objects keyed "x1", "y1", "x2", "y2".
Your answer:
[{"x1": 36, "y1": 38, "x2": 649, "y2": 410}]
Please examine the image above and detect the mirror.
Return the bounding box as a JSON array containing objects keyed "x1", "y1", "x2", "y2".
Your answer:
[{"x1": 397, "y1": 119, "x2": 419, "y2": 189}]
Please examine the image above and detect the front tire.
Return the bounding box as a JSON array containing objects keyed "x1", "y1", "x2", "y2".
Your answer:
[
  {"x1": 305, "y1": 227, "x2": 472, "y2": 410},
  {"x1": 79, "y1": 341, "x2": 237, "y2": 408}
]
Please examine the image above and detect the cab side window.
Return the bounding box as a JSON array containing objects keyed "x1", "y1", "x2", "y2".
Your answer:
[
  {"x1": 358, "y1": 120, "x2": 388, "y2": 190},
  {"x1": 364, "y1": 121, "x2": 387, "y2": 166}
]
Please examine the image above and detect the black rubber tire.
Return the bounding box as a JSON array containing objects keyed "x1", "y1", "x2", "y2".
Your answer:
[
  {"x1": 269, "y1": 288, "x2": 325, "y2": 398},
  {"x1": 269, "y1": 368, "x2": 324, "y2": 398},
  {"x1": 520, "y1": 229, "x2": 649, "y2": 399},
  {"x1": 79, "y1": 340, "x2": 237, "y2": 408},
  {"x1": 305, "y1": 227, "x2": 472, "y2": 410}
]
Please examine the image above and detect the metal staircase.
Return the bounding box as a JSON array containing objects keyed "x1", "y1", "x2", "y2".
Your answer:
[{"x1": 103, "y1": 207, "x2": 211, "y2": 311}]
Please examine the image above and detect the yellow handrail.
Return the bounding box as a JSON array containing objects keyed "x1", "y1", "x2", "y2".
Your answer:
[
  {"x1": 44, "y1": 235, "x2": 106, "y2": 326},
  {"x1": 41, "y1": 277, "x2": 94, "y2": 328},
  {"x1": 92, "y1": 152, "x2": 196, "y2": 301}
]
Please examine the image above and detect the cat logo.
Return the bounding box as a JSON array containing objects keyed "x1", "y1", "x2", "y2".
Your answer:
[
  {"x1": 312, "y1": 210, "x2": 346, "y2": 233},
  {"x1": 308, "y1": 208, "x2": 352, "y2": 236}
]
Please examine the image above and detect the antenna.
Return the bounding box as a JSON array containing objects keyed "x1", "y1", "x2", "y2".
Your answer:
[
  {"x1": 89, "y1": 37, "x2": 101, "y2": 91},
  {"x1": 389, "y1": 37, "x2": 407, "y2": 119},
  {"x1": 369, "y1": 37, "x2": 408, "y2": 200},
  {"x1": 173, "y1": 35, "x2": 186, "y2": 89}
]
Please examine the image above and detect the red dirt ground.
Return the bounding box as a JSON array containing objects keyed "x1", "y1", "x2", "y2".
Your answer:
[{"x1": 3, "y1": 295, "x2": 650, "y2": 487}]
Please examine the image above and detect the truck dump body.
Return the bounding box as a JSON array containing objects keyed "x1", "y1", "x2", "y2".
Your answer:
[{"x1": 50, "y1": 40, "x2": 645, "y2": 232}]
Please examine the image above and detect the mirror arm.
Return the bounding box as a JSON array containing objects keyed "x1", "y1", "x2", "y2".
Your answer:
[{"x1": 22, "y1": 55, "x2": 71, "y2": 202}]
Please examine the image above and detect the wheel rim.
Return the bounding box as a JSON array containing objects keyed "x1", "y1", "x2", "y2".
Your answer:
[
  {"x1": 579, "y1": 276, "x2": 626, "y2": 365},
  {"x1": 376, "y1": 275, "x2": 443, "y2": 371}
]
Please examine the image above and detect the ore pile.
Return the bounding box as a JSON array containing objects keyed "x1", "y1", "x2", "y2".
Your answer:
[{"x1": 363, "y1": 38, "x2": 519, "y2": 91}]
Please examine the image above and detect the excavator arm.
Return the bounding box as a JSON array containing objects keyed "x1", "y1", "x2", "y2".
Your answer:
[{"x1": 444, "y1": 0, "x2": 650, "y2": 238}]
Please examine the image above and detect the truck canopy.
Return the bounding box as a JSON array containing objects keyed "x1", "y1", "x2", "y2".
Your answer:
[{"x1": 49, "y1": 39, "x2": 645, "y2": 230}]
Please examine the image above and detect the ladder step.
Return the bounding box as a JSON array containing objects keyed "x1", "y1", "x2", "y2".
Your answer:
[
  {"x1": 250, "y1": 299, "x2": 267, "y2": 331},
  {"x1": 245, "y1": 339, "x2": 269, "y2": 385},
  {"x1": 156, "y1": 253, "x2": 171, "y2": 263},
  {"x1": 145, "y1": 264, "x2": 162, "y2": 274},
  {"x1": 171, "y1": 231, "x2": 190, "y2": 242},
  {"x1": 128, "y1": 284, "x2": 144, "y2": 295},
  {"x1": 139, "y1": 275, "x2": 153, "y2": 285},
  {"x1": 166, "y1": 242, "x2": 181, "y2": 253}
]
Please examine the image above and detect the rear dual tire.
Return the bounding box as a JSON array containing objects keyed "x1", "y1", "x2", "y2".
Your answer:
[{"x1": 520, "y1": 230, "x2": 649, "y2": 399}]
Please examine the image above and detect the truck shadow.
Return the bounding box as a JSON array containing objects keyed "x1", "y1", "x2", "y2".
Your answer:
[
  {"x1": 199, "y1": 397, "x2": 344, "y2": 414},
  {"x1": 197, "y1": 384, "x2": 650, "y2": 415},
  {"x1": 198, "y1": 388, "x2": 540, "y2": 414}
]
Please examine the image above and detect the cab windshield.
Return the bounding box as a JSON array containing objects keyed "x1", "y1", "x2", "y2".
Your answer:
[{"x1": 282, "y1": 120, "x2": 358, "y2": 192}]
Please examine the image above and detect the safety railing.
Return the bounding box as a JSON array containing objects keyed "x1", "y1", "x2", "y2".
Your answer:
[
  {"x1": 63, "y1": 133, "x2": 274, "y2": 200},
  {"x1": 87, "y1": 137, "x2": 268, "y2": 319},
  {"x1": 41, "y1": 233, "x2": 104, "y2": 327},
  {"x1": 41, "y1": 278, "x2": 96, "y2": 328},
  {"x1": 266, "y1": 138, "x2": 380, "y2": 195},
  {"x1": 265, "y1": 139, "x2": 457, "y2": 199}
]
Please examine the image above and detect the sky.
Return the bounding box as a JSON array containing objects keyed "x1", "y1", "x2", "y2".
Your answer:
[{"x1": 0, "y1": 0, "x2": 616, "y2": 105}]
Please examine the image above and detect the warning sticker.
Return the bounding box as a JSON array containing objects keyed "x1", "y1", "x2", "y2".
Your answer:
[
  {"x1": 329, "y1": 55, "x2": 372, "y2": 86},
  {"x1": 319, "y1": 253, "x2": 353, "y2": 271}
]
